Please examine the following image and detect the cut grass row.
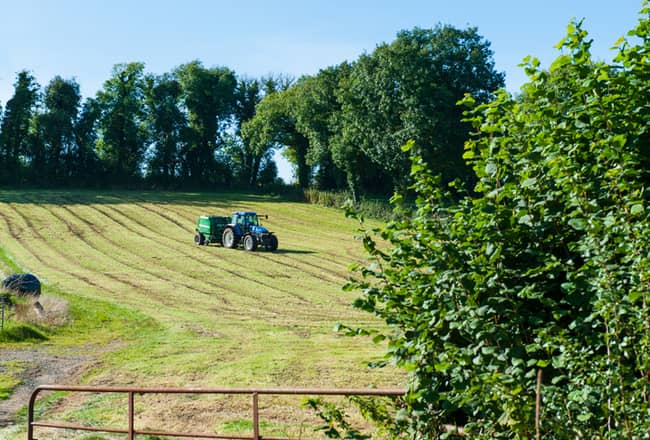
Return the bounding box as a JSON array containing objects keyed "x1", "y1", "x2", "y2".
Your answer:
[{"x1": 0, "y1": 189, "x2": 402, "y2": 438}]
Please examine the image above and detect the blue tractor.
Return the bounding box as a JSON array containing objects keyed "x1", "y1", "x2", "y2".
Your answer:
[{"x1": 221, "y1": 212, "x2": 279, "y2": 251}]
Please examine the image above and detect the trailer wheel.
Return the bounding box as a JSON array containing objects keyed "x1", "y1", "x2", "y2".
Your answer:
[
  {"x1": 244, "y1": 235, "x2": 257, "y2": 251},
  {"x1": 194, "y1": 233, "x2": 205, "y2": 245},
  {"x1": 222, "y1": 228, "x2": 238, "y2": 249}
]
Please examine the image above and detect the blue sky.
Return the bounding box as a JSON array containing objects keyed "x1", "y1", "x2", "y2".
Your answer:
[{"x1": 0, "y1": 0, "x2": 645, "y2": 180}]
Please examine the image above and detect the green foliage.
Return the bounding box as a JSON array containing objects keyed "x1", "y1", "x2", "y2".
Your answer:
[
  {"x1": 229, "y1": 78, "x2": 265, "y2": 186},
  {"x1": 34, "y1": 76, "x2": 81, "y2": 185},
  {"x1": 0, "y1": 70, "x2": 40, "y2": 184},
  {"x1": 73, "y1": 97, "x2": 102, "y2": 185},
  {"x1": 96, "y1": 62, "x2": 149, "y2": 184},
  {"x1": 175, "y1": 60, "x2": 237, "y2": 186},
  {"x1": 303, "y1": 188, "x2": 396, "y2": 221},
  {"x1": 288, "y1": 66, "x2": 349, "y2": 191},
  {"x1": 305, "y1": 396, "x2": 410, "y2": 440},
  {"x1": 303, "y1": 188, "x2": 351, "y2": 208},
  {"x1": 242, "y1": 85, "x2": 313, "y2": 188},
  {"x1": 304, "y1": 398, "x2": 371, "y2": 439},
  {"x1": 0, "y1": 25, "x2": 502, "y2": 196},
  {"x1": 144, "y1": 73, "x2": 187, "y2": 187},
  {"x1": 348, "y1": 6, "x2": 650, "y2": 438},
  {"x1": 335, "y1": 25, "x2": 504, "y2": 196}
]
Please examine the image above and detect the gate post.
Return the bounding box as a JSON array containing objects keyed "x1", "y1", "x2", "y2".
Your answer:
[
  {"x1": 1, "y1": 296, "x2": 5, "y2": 331},
  {"x1": 128, "y1": 391, "x2": 135, "y2": 440},
  {"x1": 252, "y1": 392, "x2": 260, "y2": 440},
  {"x1": 27, "y1": 387, "x2": 40, "y2": 440}
]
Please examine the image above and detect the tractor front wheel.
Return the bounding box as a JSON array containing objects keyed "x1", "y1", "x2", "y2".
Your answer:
[
  {"x1": 244, "y1": 235, "x2": 258, "y2": 251},
  {"x1": 222, "y1": 228, "x2": 238, "y2": 249},
  {"x1": 194, "y1": 233, "x2": 205, "y2": 245}
]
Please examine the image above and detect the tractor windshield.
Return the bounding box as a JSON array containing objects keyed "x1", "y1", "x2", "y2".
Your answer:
[{"x1": 236, "y1": 214, "x2": 259, "y2": 226}]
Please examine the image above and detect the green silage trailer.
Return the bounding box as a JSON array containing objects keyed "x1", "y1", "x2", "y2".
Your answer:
[{"x1": 194, "y1": 215, "x2": 230, "y2": 246}]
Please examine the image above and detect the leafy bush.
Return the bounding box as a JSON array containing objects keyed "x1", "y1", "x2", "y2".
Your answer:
[
  {"x1": 303, "y1": 188, "x2": 350, "y2": 208},
  {"x1": 304, "y1": 189, "x2": 396, "y2": 220},
  {"x1": 305, "y1": 396, "x2": 409, "y2": 439},
  {"x1": 348, "y1": 6, "x2": 650, "y2": 438}
]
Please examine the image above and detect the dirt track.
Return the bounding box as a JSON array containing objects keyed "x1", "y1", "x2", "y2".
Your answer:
[{"x1": 0, "y1": 347, "x2": 93, "y2": 427}]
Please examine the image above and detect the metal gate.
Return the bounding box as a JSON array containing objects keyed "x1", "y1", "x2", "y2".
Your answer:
[{"x1": 28, "y1": 385, "x2": 404, "y2": 439}]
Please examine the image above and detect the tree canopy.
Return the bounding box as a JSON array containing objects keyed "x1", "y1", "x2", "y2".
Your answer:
[
  {"x1": 35, "y1": 76, "x2": 81, "y2": 185},
  {"x1": 337, "y1": 25, "x2": 504, "y2": 194},
  {"x1": 96, "y1": 62, "x2": 149, "y2": 184},
  {"x1": 241, "y1": 24, "x2": 504, "y2": 197},
  {"x1": 0, "y1": 70, "x2": 39, "y2": 184}
]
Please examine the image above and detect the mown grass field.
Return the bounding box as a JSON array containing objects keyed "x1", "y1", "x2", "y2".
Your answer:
[{"x1": 0, "y1": 189, "x2": 402, "y2": 439}]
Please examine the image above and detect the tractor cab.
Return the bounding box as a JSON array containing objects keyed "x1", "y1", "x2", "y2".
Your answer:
[
  {"x1": 232, "y1": 212, "x2": 269, "y2": 235},
  {"x1": 233, "y1": 212, "x2": 259, "y2": 229}
]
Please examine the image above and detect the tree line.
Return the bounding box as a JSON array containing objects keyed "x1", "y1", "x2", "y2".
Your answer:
[{"x1": 0, "y1": 24, "x2": 504, "y2": 197}]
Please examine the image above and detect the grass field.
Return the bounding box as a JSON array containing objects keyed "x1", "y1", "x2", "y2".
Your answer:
[{"x1": 0, "y1": 189, "x2": 402, "y2": 439}]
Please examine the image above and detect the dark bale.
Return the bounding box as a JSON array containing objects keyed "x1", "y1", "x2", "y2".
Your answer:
[{"x1": 1, "y1": 274, "x2": 41, "y2": 299}]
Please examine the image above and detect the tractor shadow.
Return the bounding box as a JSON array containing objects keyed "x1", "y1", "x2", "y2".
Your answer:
[{"x1": 271, "y1": 249, "x2": 315, "y2": 255}]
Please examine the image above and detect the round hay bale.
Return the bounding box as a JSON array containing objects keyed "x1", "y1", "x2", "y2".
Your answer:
[{"x1": 1, "y1": 273, "x2": 41, "y2": 299}]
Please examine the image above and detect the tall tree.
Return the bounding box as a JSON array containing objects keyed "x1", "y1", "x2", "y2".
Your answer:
[
  {"x1": 242, "y1": 89, "x2": 312, "y2": 188},
  {"x1": 175, "y1": 61, "x2": 236, "y2": 186},
  {"x1": 35, "y1": 76, "x2": 81, "y2": 185},
  {"x1": 338, "y1": 25, "x2": 504, "y2": 194},
  {"x1": 96, "y1": 62, "x2": 149, "y2": 184},
  {"x1": 229, "y1": 77, "x2": 264, "y2": 186},
  {"x1": 286, "y1": 67, "x2": 347, "y2": 191},
  {"x1": 0, "y1": 70, "x2": 40, "y2": 184},
  {"x1": 145, "y1": 73, "x2": 187, "y2": 187},
  {"x1": 73, "y1": 97, "x2": 102, "y2": 186}
]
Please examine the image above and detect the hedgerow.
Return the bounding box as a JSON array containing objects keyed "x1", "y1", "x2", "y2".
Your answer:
[{"x1": 348, "y1": 4, "x2": 650, "y2": 438}]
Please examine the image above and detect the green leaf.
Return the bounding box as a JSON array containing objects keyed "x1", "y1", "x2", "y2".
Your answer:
[
  {"x1": 485, "y1": 162, "x2": 497, "y2": 176},
  {"x1": 521, "y1": 177, "x2": 537, "y2": 188},
  {"x1": 518, "y1": 214, "x2": 533, "y2": 227},
  {"x1": 550, "y1": 54, "x2": 571, "y2": 72},
  {"x1": 628, "y1": 291, "x2": 643, "y2": 303},
  {"x1": 568, "y1": 218, "x2": 586, "y2": 231},
  {"x1": 434, "y1": 361, "x2": 451, "y2": 372},
  {"x1": 401, "y1": 140, "x2": 415, "y2": 152},
  {"x1": 631, "y1": 204, "x2": 644, "y2": 216}
]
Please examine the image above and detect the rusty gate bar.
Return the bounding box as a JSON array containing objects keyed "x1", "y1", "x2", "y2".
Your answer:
[{"x1": 27, "y1": 385, "x2": 404, "y2": 440}]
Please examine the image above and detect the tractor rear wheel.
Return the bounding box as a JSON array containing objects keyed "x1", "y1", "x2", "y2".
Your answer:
[
  {"x1": 244, "y1": 235, "x2": 257, "y2": 251},
  {"x1": 268, "y1": 235, "x2": 278, "y2": 251},
  {"x1": 222, "y1": 228, "x2": 238, "y2": 249}
]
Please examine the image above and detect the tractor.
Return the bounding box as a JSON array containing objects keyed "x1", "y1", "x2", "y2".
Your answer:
[{"x1": 194, "y1": 212, "x2": 278, "y2": 251}]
